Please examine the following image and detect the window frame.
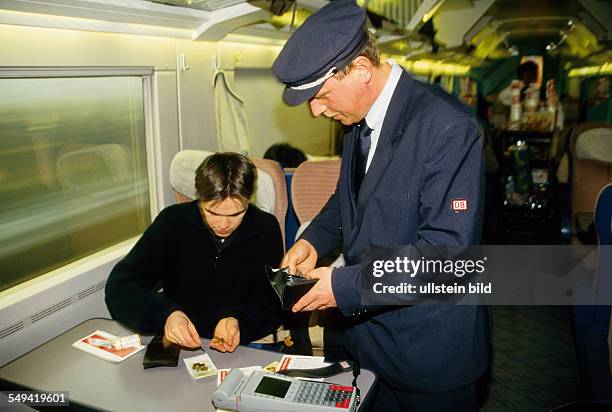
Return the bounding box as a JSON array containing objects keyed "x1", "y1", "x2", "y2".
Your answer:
[{"x1": 0, "y1": 66, "x2": 165, "y2": 299}]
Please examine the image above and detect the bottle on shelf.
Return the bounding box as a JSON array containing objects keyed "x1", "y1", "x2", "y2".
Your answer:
[{"x1": 508, "y1": 79, "x2": 522, "y2": 130}]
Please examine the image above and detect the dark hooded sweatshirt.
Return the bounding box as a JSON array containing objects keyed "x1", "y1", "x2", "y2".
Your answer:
[{"x1": 105, "y1": 201, "x2": 283, "y2": 343}]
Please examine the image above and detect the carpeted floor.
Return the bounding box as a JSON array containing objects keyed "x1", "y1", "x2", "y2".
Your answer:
[{"x1": 481, "y1": 306, "x2": 581, "y2": 411}]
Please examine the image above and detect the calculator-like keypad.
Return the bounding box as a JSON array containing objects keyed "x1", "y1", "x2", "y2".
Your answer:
[{"x1": 293, "y1": 382, "x2": 354, "y2": 409}]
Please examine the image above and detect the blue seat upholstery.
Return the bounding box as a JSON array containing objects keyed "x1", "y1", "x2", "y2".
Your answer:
[{"x1": 573, "y1": 183, "x2": 612, "y2": 404}]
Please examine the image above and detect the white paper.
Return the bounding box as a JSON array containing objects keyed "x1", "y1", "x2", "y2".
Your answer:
[
  {"x1": 216, "y1": 366, "x2": 261, "y2": 386},
  {"x1": 279, "y1": 355, "x2": 330, "y2": 371},
  {"x1": 278, "y1": 355, "x2": 330, "y2": 382},
  {"x1": 72, "y1": 330, "x2": 144, "y2": 363},
  {"x1": 183, "y1": 353, "x2": 218, "y2": 380}
]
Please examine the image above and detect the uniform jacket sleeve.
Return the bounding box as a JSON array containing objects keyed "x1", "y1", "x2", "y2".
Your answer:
[{"x1": 332, "y1": 118, "x2": 484, "y2": 316}]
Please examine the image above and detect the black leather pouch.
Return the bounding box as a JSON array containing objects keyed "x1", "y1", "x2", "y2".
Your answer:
[
  {"x1": 266, "y1": 266, "x2": 317, "y2": 310},
  {"x1": 142, "y1": 335, "x2": 180, "y2": 369}
]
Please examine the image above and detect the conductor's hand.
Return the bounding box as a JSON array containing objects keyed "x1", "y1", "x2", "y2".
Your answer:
[
  {"x1": 210, "y1": 317, "x2": 240, "y2": 353},
  {"x1": 280, "y1": 239, "x2": 318, "y2": 275},
  {"x1": 164, "y1": 310, "x2": 201, "y2": 348},
  {"x1": 292, "y1": 267, "x2": 337, "y2": 312}
]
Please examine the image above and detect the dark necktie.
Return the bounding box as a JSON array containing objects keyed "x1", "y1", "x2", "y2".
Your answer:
[{"x1": 354, "y1": 120, "x2": 372, "y2": 200}]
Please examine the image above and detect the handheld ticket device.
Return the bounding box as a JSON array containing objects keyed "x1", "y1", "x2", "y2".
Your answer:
[{"x1": 213, "y1": 369, "x2": 357, "y2": 412}]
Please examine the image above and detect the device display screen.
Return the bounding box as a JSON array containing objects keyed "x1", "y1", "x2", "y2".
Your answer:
[{"x1": 254, "y1": 376, "x2": 291, "y2": 398}]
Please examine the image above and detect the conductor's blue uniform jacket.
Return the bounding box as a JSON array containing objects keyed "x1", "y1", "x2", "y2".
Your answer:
[{"x1": 301, "y1": 70, "x2": 491, "y2": 393}]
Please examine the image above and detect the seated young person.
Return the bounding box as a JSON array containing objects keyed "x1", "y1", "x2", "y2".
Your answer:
[{"x1": 105, "y1": 152, "x2": 283, "y2": 353}]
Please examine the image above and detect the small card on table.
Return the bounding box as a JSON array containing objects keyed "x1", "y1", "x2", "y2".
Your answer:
[{"x1": 183, "y1": 353, "x2": 218, "y2": 380}]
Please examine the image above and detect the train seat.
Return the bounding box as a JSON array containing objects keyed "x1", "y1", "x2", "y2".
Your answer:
[
  {"x1": 56, "y1": 143, "x2": 142, "y2": 254},
  {"x1": 291, "y1": 159, "x2": 341, "y2": 225},
  {"x1": 249, "y1": 157, "x2": 288, "y2": 245},
  {"x1": 570, "y1": 123, "x2": 612, "y2": 244},
  {"x1": 169, "y1": 149, "x2": 287, "y2": 244},
  {"x1": 573, "y1": 183, "x2": 612, "y2": 404},
  {"x1": 289, "y1": 159, "x2": 348, "y2": 357},
  {"x1": 291, "y1": 158, "x2": 344, "y2": 266}
]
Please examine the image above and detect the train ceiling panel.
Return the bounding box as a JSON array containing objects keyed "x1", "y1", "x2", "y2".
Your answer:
[
  {"x1": 462, "y1": 0, "x2": 609, "y2": 60},
  {"x1": 0, "y1": 0, "x2": 609, "y2": 65},
  {"x1": 150, "y1": 0, "x2": 248, "y2": 11}
]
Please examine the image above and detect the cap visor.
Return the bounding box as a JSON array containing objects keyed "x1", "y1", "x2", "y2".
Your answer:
[{"x1": 283, "y1": 83, "x2": 324, "y2": 106}]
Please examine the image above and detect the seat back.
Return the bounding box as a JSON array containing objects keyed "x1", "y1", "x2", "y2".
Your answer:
[
  {"x1": 570, "y1": 123, "x2": 612, "y2": 236},
  {"x1": 56, "y1": 143, "x2": 142, "y2": 254},
  {"x1": 57, "y1": 144, "x2": 133, "y2": 194},
  {"x1": 572, "y1": 186, "x2": 612, "y2": 403},
  {"x1": 291, "y1": 159, "x2": 341, "y2": 225},
  {"x1": 594, "y1": 184, "x2": 612, "y2": 307},
  {"x1": 285, "y1": 159, "x2": 349, "y2": 357},
  {"x1": 595, "y1": 184, "x2": 612, "y2": 246},
  {"x1": 169, "y1": 150, "x2": 287, "y2": 244},
  {"x1": 250, "y1": 158, "x2": 288, "y2": 243}
]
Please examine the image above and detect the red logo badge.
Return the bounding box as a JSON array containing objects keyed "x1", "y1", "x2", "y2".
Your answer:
[{"x1": 452, "y1": 199, "x2": 468, "y2": 212}]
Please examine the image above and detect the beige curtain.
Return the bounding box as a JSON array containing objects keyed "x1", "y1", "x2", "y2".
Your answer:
[{"x1": 213, "y1": 70, "x2": 251, "y2": 155}]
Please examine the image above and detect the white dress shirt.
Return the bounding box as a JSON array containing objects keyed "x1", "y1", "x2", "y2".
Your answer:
[{"x1": 363, "y1": 60, "x2": 403, "y2": 172}]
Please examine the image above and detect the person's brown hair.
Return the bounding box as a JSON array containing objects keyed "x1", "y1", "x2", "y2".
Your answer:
[
  {"x1": 335, "y1": 32, "x2": 381, "y2": 80},
  {"x1": 195, "y1": 152, "x2": 257, "y2": 202}
]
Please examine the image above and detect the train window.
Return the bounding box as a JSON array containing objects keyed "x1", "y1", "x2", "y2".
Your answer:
[{"x1": 0, "y1": 76, "x2": 151, "y2": 292}]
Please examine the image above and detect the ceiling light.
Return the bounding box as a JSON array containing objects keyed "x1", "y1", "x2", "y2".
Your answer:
[
  {"x1": 568, "y1": 62, "x2": 612, "y2": 77},
  {"x1": 422, "y1": 0, "x2": 444, "y2": 23},
  {"x1": 507, "y1": 45, "x2": 519, "y2": 56}
]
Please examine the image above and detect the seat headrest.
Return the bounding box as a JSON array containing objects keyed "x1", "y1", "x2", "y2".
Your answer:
[
  {"x1": 169, "y1": 149, "x2": 275, "y2": 214},
  {"x1": 252, "y1": 169, "x2": 274, "y2": 214},
  {"x1": 170, "y1": 150, "x2": 215, "y2": 199},
  {"x1": 576, "y1": 128, "x2": 612, "y2": 163}
]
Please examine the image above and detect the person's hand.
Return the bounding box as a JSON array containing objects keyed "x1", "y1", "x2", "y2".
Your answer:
[
  {"x1": 280, "y1": 239, "x2": 318, "y2": 275},
  {"x1": 164, "y1": 310, "x2": 201, "y2": 348},
  {"x1": 210, "y1": 317, "x2": 240, "y2": 353},
  {"x1": 292, "y1": 267, "x2": 337, "y2": 312}
]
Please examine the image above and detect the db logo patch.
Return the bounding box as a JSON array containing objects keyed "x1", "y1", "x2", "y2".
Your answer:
[{"x1": 451, "y1": 199, "x2": 468, "y2": 212}]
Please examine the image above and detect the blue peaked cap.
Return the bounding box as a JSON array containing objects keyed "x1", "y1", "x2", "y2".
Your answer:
[{"x1": 272, "y1": 0, "x2": 367, "y2": 106}]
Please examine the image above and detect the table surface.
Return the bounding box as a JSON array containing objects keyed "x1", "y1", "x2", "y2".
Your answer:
[{"x1": 0, "y1": 318, "x2": 375, "y2": 412}]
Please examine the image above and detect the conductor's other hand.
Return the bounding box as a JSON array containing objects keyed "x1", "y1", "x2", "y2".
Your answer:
[
  {"x1": 292, "y1": 267, "x2": 337, "y2": 312},
  {"x1": 280, "y1": 239, "x2": 318, "y2": 275},
  {"x1": 164, "y1": 310, "x2": 201, "y2": 348}
]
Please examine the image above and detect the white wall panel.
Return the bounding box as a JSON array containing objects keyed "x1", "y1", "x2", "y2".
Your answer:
[
  {"x1": 175, "y1": 39, "x2": 218, "y2": 151},
  {"x1": 234, "y1": 68, "x2": 332, "y2": 157},
  {"x1": 0, "y1": 24, "x2": 177, "y2": 68}
]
